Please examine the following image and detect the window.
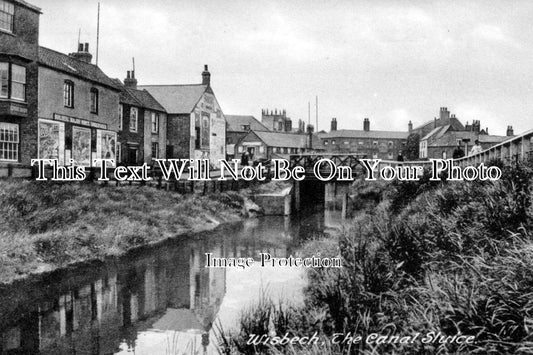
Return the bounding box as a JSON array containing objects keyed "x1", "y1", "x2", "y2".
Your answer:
[
  {"x1": 388, "y1": 153, "x2": 393, "y2": 159},
  {"x1": 0, "y1": 1, "x2": 15, "y2": 33},
  {"x1": 117, "y1": 143, "x2": 121, "y2": 163},
  {"x1": 344, "y1": 141, "x2": 349, "y2": 145},
  {"x1": 259, "y1": 145, "x2": 265, "y2": 154},
  {"x1": 151, "y1": 142, "x2": 159, "y2": 159},
  {"x1": 359, "y1": 141, "x2": 364, "y2": 145},
  {"x1": 0, "y1": 63, "x2": 26, "y2": 101},
  {"x1": 241, "y1": 124, "x2": 250, "y2": 131},
  {"x1": 90, "y1": 88, "x2": 98, "y2": 114},
  {"x1": 0, "y1": 122, "x2": 18, "y2": 161},
  {"x1": 118, "y1": 104, "x2": 123, "y2": 130},
  {"x1": 195, "y1": 127, "x2": 200, "y2": 149},
  {"x1": 0, "y1": 62, "x2": 8, "y2": 98},
  {"x1": 373, "y1": 141, "x2": 378, "y2": 146},
  {"x1": 151, "y1": 112, "x2": 159, "y2": 133},
  {"x1": 388, "y1": 141, "x2": 394, "y2": 148},
  {"x1": 238, "y1": 146, "x2": 244, "y2": 153},
  {"x1": 331, "y1": 140, "x2": 336, "y2": 145},
  {"x1": 324, "y1": 140, "x2": 328, "y2": 145},
  {"x1": 63, "y1": 80, "x2": 74, "y2": 107},
  {"x1": 130, "y1": 107, "x2": 138, "y2": 132},
  {"x1": 11, "y1": 65, "x2": 25, "y2": 101}
]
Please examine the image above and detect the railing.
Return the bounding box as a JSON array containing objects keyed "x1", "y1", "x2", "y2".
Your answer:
[{"x1": 454, "y1": 129, "x2": 533, "y2": 166}]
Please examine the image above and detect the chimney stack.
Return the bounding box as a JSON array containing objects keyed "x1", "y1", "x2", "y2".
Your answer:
[
  {"x1": 408, "y1": 120, "x2": 413, "y2": 133},
  {"x1": 69, "y1": 42, "x2": 93, "y2": 63},
  {"x1": 124, "y1": 70, "x2": 138, "y2": 89},
  {"x1": 439, "y1": 107, "x2": 450, "y2": 125},
  {"x1": 202, "y1": 64, "x2": 211, "y2": 86},
  {"x1": 331, "y1": 117, "x2": 337, "y2": 131},
  {"x1": 363, "y1": 118, "x2": 370, "y2": 131},
  {"x1": 507, "y1": 125, "x2": 514, "y2": 136}
]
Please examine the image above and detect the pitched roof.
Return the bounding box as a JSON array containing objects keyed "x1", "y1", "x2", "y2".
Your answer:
[
  {"x1": 138, "y1": 84, "x2": 207, "y2": 114},
  {"x1": 427, "y1": 130, "x2": 509, "y2": 147},
  {"x1": 38, "y1": 47, "x2": 119, "y2": 90},
  {"x1": 318, "y1": 129, "x2": 408, "y2": 140},
  {"x1": 125, "y1": 88, "x2": 166, "y2": 112},
  {"x1": 226, "y1": 115, "x2": 269, "y2": 132},
  {"x1": 251, "y1": 131, "x2": 324, "y2": 149}
]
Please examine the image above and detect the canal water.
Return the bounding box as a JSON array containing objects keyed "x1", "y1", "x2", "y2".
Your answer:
[{"x1": 0, "y1": 208, "x2": 344, "y2": 355}]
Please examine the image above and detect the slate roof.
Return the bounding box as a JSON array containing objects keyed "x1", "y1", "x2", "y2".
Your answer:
[
  {"x1": 318, "y1": 129, "x2": 408, "y2": 140},
  {"x1": 226, "y1": 115, "x2": 269, "y2": 132},
  {"x1": 252, "y1": 131, "x2": 324, "y2": 149},
  {"x1": 138, "y1": 84, "x2": 208, "y2": 114},
  {"x1": 427, "y1": 131, "x2": 509, "y2": 147},
  {"x1": 126, "y1": 88, "x2": 166, "y2": 112},
  {"x1": 38, "y1": 47, "x2": 119, "y2": 90}
]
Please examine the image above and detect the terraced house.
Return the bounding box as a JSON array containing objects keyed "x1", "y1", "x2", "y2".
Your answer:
[
  {"x1": 37, "y1": 44, "x2": 120, "y2": 167},
  {"x1": 0, "y1": 0, "x2": 40, "y2": 169},
  {"x1": 116, "y1": 70, "x2": 167, "y2": 165},
  {"x1": 140, "y1": 65, "x2": 226, "y2": 168}
]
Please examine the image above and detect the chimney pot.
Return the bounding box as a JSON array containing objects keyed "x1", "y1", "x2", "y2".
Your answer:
[
  {"x1": 202, "y1": 64, "x2": 211, "y2": 85},
  {"x1": 84, "y1": 43, "x2": 89, "y2": 52},
  {"x1": 78, "y1": 43, "x2": 84, "y2": 52}
]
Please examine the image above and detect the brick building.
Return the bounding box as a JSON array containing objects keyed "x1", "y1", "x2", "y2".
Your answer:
[
  {"x1": 235, "y1": 130, "x2": 324, "y2": 161},
  {"x1": 419, "y1": 120, "x2": 513, "y2": 159},
  {"x1": 140, "y1": 65, "x2": 226, "y2": 168},
  {"x1": 225, "y1": 115, "x2": 268, "y2": 159},
  {"x1": 115, "y1": 70, "x2": 167, "y2": 165},
  {"x1": 0, "y1": 0, "x2": 41, "y2": 167},
  {"x1": 318, "y1": 118, "x2": 408, "y2": 160},
  {"x1": 260, "y1": 108, "x2": 306, "y2": 133},
  {"x1": 37, "y1": 44, "x2": 120, "y2": 166}
]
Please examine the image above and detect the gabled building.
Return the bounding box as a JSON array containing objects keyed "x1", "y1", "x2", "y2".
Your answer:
[
  {"x1": 410, "y1": 107, "x2": 465, "y2": 138},
  {"x1": 139, "y1": 65, "x2": 226, "y2": 168},
  {"x1": 0, "y1": 0, "x2": 41, "y2": 167},
  {"x1": 235, "y1": 130, "x2": 324, "y2": 161},
  {"x1": 318, "y1": 118, "x2": 408, "y2": 160},
  {"x1": 419, "y1": 123, "x2": 513, "y2": 159},
  {"x1": 37, "y1": 44, "x2": 120, "y2": 166},
  {"x1": 225, "y1": 115, "x2": 269, "y2": 159},
  {"x1": 115, "y1": 70, "x2": 167, "y2": 165}
]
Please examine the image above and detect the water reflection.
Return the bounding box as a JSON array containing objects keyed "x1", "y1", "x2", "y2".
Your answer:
[{"x1": 0, "y1": 210, "x2": 342, "y2": 355}]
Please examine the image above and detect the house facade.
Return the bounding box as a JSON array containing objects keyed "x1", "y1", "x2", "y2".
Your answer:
[
  {"x1": 318, "y1": 118, "x2": 408, "y2": 160},
  {"x1": 225, "y1": 115, "x2": 269, "y2": 159},
  {"x1": 140, "y1": 65, "x2": 226, "y2": 168},
  {"x1": 0, "y1": 0, "x2": 41, "y2": 167},
  {"x1": 419, "y1": 123, "x2": 513, "y2": 159},
  {"x1": 37, "y1": 44, "x2": 120, "y2": 167},
  {"x1": 235, "y1": 130, "x2": 323, "y2": 161},
  {"x1": 116, "y1": 70, "x2": 167, "y2": 165}
]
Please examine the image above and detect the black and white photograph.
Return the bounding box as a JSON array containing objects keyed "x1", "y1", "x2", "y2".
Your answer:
[{"x1": 1, "y1": 0, "x2": 533, "y2": 354}]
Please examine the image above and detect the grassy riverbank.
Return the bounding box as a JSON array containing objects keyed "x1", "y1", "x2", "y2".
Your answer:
[
  {"x1": 221, "y1": 161, "x2": 533, "y2": 355},
  {"x1": 0, "y1": 180, "x2": 248, "y2": 284}
]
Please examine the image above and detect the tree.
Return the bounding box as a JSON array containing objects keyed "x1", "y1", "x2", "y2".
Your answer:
[{"x1": 404, "y1": 133, "x2": 420, "y2": 160}]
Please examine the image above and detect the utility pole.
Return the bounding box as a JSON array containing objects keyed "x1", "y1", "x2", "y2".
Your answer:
[
  {"x1": 96, "y1": 2, "x2": 100, "y2": 66},
  {"x1": 315, "y1": 95, "x2": 318, "y2": 131}
]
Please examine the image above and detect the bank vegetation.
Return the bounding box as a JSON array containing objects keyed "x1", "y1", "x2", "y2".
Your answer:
[
  {"x1": 0, "y1": 180, "x2": 249, "y2": 284},
  {"x1": 221, "y1": 160, "x2": 533, "y2": 355}
]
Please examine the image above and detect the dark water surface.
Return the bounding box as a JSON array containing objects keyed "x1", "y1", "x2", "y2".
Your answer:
[{"x1": 0, "y1": 209, "x2": 343, "y2": 355}]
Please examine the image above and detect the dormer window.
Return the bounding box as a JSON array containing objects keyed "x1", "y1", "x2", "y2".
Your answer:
[
  {"x1": 90, "y1": 88, "x2": 98, "y2": 114},
  {"x1": 63, "y1": 80, "x2": 74, "y2": 108},
  {"x1": 0, "y1": 1, "x2": 15, "y2": 33}
]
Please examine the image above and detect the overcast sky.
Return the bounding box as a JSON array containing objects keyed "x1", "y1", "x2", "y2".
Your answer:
[{"x1": 32, "y1": 0, "x2": 533, "y2": 135}]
